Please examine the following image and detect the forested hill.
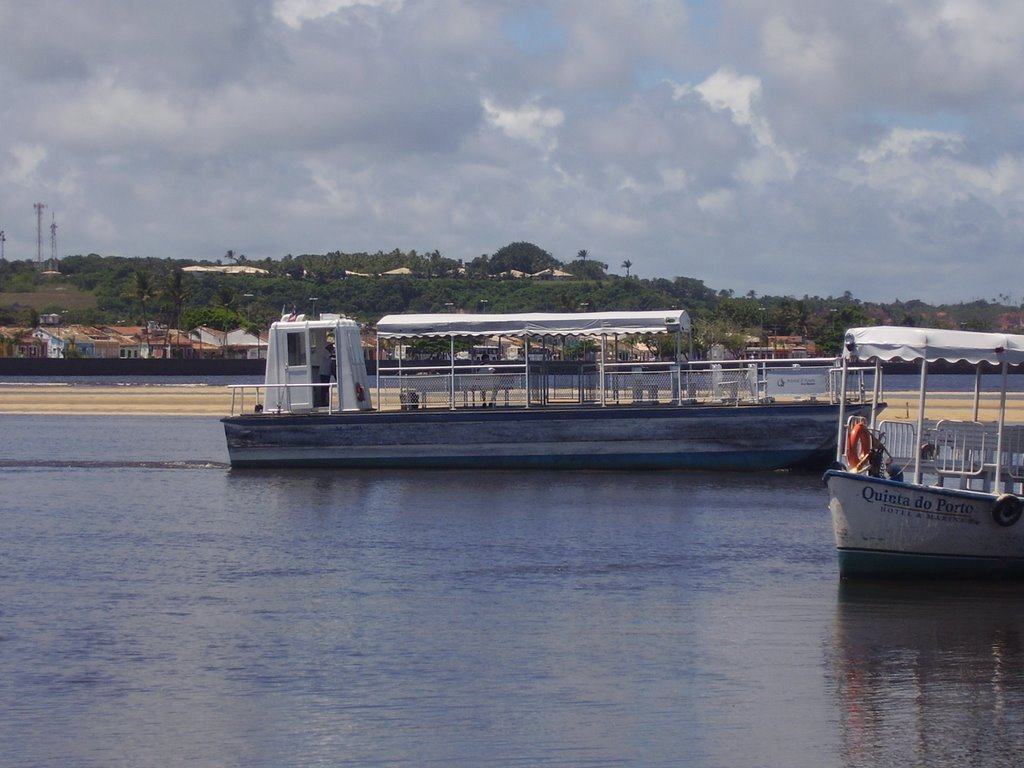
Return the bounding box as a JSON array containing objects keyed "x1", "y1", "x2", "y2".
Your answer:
[{"x1": 1, "y1": 241, "x2": 1020, "y2": 357}]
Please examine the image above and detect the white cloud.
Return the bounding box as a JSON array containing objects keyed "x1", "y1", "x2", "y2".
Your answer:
[
  {"x1": 38, "y1": 78, "x2": 189, "y2": 150},
  {"x1": 482, "y1": 98, "x2": 564, "y2": 152},
  {"x1": 549, "y1": 0, "x2": 692, "y2": 90},
  {"x1": 849, "y1": 127, "x2": 1024, "y2": 216},
  {"x1": 858, "y1": 128, "x2": 964, "y2": 164},
  {"x1": 273, "y1": 0, "x2": 404, "y2": 29},
  {"x1": 5, "y1": 144, "x2": 48, "y2": 185},
  {"x1": 757, "y1": 13, "x2": 841, "y2": 93},
  {"x1": 690, "y1": 69, "x2": 799, "y2": 184},
  {"x1": 3, "y1": 1, "x2": 1024, "y2": 303},
  {"x1": 697, "y1": 188, "x2": 736, "y2": 216},
  {"x1": 694, "y1": 69, "x2": 761, "y2": 125}
]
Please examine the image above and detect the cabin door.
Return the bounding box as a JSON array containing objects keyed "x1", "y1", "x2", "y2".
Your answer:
[{"x1": 282, "y1": 329, "x2": 314, "y2": 410}]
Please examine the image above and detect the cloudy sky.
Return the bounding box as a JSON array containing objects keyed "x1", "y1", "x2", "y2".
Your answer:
[{"x1": 2, "y1": 0, "x2": 1023, "y2": 303}]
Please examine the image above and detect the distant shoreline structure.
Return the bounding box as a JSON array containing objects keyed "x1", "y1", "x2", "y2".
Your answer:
[{"x1": 0, "y1": 357, "x2": 265, "y2": 377}]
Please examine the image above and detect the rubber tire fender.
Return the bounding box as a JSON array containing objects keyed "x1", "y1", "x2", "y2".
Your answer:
[{"x1": 992, "y1": 493, "x2": 1023, "y2": 527}]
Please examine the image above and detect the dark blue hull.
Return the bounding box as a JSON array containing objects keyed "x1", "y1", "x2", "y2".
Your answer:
[{"x1": 224, "y1": 402, "x2": 863, "y2": 471}]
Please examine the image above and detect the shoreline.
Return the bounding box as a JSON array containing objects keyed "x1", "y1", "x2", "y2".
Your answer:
[
  {"x1": 0, "y1": 383, "x2": 234, "y2": 416},
  {"x1": 4, "y1": 383, "x2": 1024, "y2": 420}
]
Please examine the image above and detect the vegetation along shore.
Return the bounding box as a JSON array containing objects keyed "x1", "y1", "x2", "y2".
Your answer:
[{"x1": 3, "y1": 242, "x2": 1023, "y2": 364}]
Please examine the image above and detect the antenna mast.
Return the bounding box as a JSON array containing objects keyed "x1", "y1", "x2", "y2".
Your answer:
[
  {"x1": 34, "y1": 202, "x2": 46, "y2": 267},
  {"x1": 50, "y1": 213, "x2": 59, "y2": 273}
]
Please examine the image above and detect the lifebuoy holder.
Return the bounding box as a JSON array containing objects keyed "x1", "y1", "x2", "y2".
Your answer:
[
  {"x1": 846, "y1": 423, "x2": 872, "y2": 472},
  {"x1": 992, "y1": 493, "x2": 1022, "y2": 527}
]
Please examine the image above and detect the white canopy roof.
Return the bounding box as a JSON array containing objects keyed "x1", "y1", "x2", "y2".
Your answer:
[
  {"x1": 844, "y1": 325, "x2": 1024, "y2": 366},
  {"x1": 376, "y1": 310, "x2": 690, "y2": 339}
]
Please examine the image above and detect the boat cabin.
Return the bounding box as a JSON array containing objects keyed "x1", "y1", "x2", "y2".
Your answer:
[{"x1": 257, "y1": 314, "x2": 372, "y2": 413}]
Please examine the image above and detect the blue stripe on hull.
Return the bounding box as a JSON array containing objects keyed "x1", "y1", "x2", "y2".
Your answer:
[
  {"x1": 224, "y1": 401, "x2": 847, "y2": 427},
  {"x1": 837, "y1": 548, "x2": 1024, "y2": 580}
]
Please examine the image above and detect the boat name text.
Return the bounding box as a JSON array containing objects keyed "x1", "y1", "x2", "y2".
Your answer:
[{"x1": 861, "y1": 486, "x2": 978, "y2": 522}]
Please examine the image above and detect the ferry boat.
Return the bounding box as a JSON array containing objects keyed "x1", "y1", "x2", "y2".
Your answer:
[
  {"x1": 222, "y1": 310, "x2": 869, "y2": 470},
  {"x1": 824, "y1": 326, "x2": 1024, "y2": 578}
]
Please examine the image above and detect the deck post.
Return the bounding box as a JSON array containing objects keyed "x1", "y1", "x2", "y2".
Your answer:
[
  {"x1": 449, "y1": 336, "x2": 456, "y2": 410},
  {"x1": 869, "y1": 360, "x2": 881, "y2": 430},
  {"x1": 524, "y1": 337, "x2": 531, "y2": 408},
  {"x1": 913, "y1": 358, "x2": 927, "y2": 485},
  {"x1": 675, "y1": 328, "x2": 682, "y2": 405},
  {"x1": 599, "y1": 336, "x2": 607, "y2": 407},
  {"x1": 836, "y1": 354, "x2": 849, "y2": 464}
]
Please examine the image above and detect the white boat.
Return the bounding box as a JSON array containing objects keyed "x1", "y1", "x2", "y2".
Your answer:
[
  {"x1": 221, "y1": 310, "x2": 869, "y2": 471},
  {"x1": 824, "y1": 325, "x2": 1024, "y2": 578}
]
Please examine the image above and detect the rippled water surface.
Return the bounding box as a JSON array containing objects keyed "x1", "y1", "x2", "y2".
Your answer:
[{"x1": 3, "y1": 415, "x2": 1024, "y2": 767}]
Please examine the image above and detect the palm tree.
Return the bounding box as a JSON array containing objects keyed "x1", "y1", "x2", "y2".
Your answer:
[
  {"x1": 577, "y1": 249, "x2": 588, "y2": 262},
  {"x1": 213, "y1": 286, "x2": 235, "y2": 310},
  {"x1": 131, "y1": 270, "x2": 155, "y2": 355},
  {"x1": 161, "y1": 268, "x2": 191, "y2": 358},
  {"x1": 621, "y1": 259, "x2": 633, "y2": 277}
]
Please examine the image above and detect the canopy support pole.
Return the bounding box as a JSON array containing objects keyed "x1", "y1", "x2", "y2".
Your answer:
[
  {"x1": 995, "y1": 359, "x2": 1009, "y2": 494},
  {"x1": 449, "y1": 336, "x2": 456, "y2": 410},
  {"x1": 525, "y1": 337, "x2": 531, "y2": 408},
  {"x1": 973, "y1": 366, "x2": 982, "y2": 421},
  {"x1": 913, "y1": 358, "x2": 927, "y2": 485}
]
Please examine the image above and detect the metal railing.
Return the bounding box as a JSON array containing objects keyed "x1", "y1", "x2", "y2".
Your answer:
[
  {"x1": 374, "y1": 359, "x2": 845, "y2": 410},
  {"x1": 874, "y1": 417, "x2": 1024, "y2": 493},
  {"x1": 227, "y1": 358, "x2": 855, "y2": 416}
]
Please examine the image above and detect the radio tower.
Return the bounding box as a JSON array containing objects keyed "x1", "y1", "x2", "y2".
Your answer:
[
  {"x1": 34, "y1": 202, "x2": 46, "y2": 268},
  {"x1": 49, "y1": 213, "x2": 59, "y2": 273}
]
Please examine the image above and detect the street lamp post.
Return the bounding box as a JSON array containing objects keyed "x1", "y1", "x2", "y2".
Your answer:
[
  {"x1": 758, "y1": 306, "x2": 766, "y2": 356},
  {"x1": 243, "y1": 293, "x2": 255, "y2": 360}
]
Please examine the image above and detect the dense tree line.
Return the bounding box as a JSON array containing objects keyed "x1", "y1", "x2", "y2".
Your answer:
[{"x1": 1, "y1": 243, "x2": 1020, "y2": 357}]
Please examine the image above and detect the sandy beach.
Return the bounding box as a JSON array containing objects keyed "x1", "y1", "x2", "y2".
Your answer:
[
  {"x1": 4, "y1": 383, "x2": 1024, "y2": 421},
  {"x1": 879, "y1": 393, "x2": 1024, "y2": 423},
  {"x1": 0, "y1": 384, "x2": 235, "y2": 416}
]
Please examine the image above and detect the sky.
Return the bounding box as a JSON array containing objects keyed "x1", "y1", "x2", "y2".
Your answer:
[{"x1": 2, "y1": 0, "x2": 1024, "y2": 305}]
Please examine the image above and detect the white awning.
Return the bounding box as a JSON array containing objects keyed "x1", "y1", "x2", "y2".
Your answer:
[
  {"x1": 376, "y1": 310, "x2": 690, "y2": 339},
  {"x1": 844, "y1": 326, "x2": 1024, "y2": 366}
]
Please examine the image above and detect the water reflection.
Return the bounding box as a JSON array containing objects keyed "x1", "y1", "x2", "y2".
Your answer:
[{"x1": 829, "y1": 581, "x2": 1024, "y2": 767}]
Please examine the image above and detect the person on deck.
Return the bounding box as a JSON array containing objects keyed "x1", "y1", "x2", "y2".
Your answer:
[{"x1": 314, "y1": 340, "x2": 334, "y2": 407}]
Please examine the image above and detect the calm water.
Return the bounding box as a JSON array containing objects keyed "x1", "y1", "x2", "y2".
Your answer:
[{"x1": 3, "y1": 415, "x2": 1024, "y2": 767}]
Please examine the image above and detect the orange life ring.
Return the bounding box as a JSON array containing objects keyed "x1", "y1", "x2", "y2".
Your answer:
[
  {"x1": 846, "y1": 423, "x2": 872, "y2": 471},
  {"x1": 355, "y1": 382, "x2": 365, "y2": 402}
]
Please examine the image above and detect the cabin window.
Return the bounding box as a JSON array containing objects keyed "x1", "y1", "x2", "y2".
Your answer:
[{"x1": 286, "y1": 332, "x2": 307, "y2": 366}]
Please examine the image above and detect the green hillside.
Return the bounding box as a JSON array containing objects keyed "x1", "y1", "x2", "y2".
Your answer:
[{"x1": 1, "y1": 244, "x2": 1021, "y2": 358}]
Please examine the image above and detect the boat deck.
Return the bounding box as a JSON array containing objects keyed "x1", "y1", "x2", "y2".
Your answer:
[{"x1": 874, "y1": 417, "x2": 1024, "y2": 494}]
